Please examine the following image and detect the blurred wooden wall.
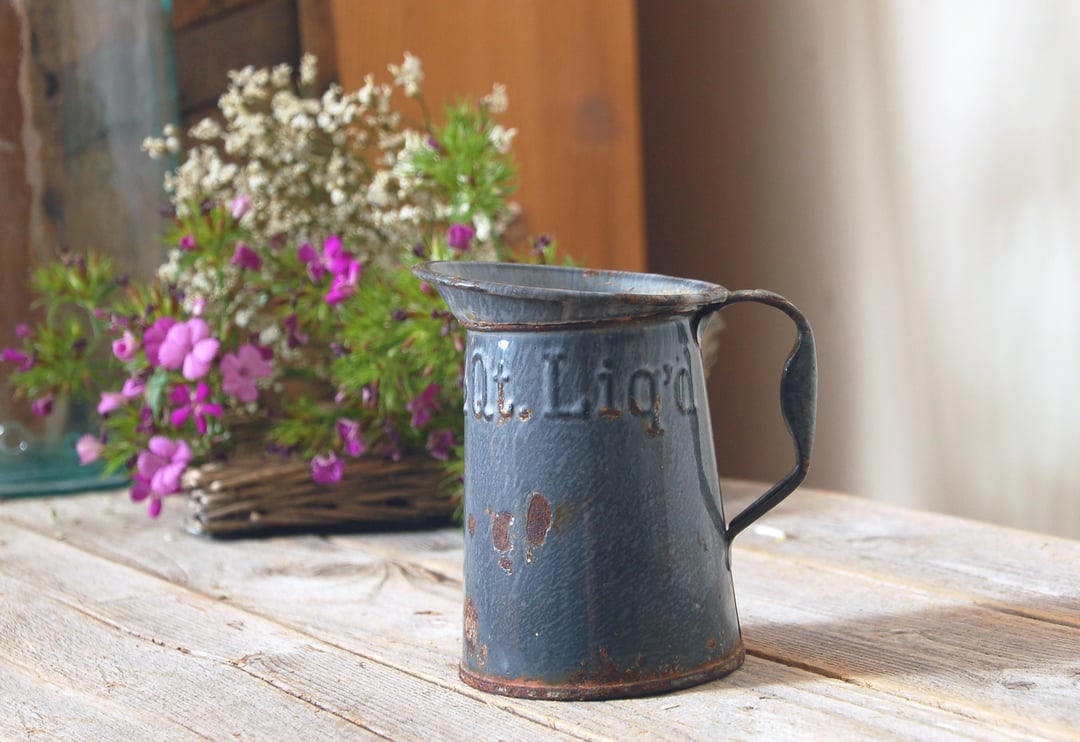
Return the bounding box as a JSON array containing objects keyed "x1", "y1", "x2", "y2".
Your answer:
[
  {"x1": 329, "y1": 0, "x2": 647, "y2": 271},
  {"x1": 0, "y1": 1, "x2": 33, "y2": 422}
]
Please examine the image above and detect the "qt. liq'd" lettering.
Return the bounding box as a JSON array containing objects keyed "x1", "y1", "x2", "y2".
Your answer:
[{"x1": 467, "y1": 351, "x2": 696, "y2": 435}]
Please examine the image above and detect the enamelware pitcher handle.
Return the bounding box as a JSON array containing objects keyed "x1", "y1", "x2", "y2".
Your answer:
[{"x1": 696, "y1": 289, "x2": 818, "y2": 542}]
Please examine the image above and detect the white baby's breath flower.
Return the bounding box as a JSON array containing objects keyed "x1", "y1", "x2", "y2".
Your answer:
[
  {"x1": 358, "y1": 74, "x2": 376, "y2": 107},
  {"x1": 259, "y1": 324, "x2": 282, "y2": 346},
  {"x1": 300, "y1": 53, "x2": 318, "y2": 86},
  {"x1": 271, "y1": 62, "x2": 292, "y2": 89},
  {"x1": 141, "y1": 136, "x2": 167, "y2": 159},
  {"x1": 389, "y1": 53, "x2": 423, "y2": 97},
  {"x1": 189, "y1": 118, "x2": 222, "y2": 141},
  {"x1": 488, "y1": 125, "x2": 516, "y2": 154},
  {"x1": 484, "y1": 83, "x2": 509, "y2": 114},
  {"x1": 473, "y1": 212, "x2": 492, "y2": 242}
]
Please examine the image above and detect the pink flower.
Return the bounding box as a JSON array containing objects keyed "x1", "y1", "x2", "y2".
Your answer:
[
  {"x1": 311, "y1": 451, "x2": 344, "y2": 485},
  {"x1": 220, "y1": 344, "x2": 272, "y2": 403},
  {"x1": 170, "y1": 381, "x2": 224, "y2": 435},
  {"x1": 179, "y1": 233, "x2": 197, "y2": 251},
  {"x1": 143, "y1": 317, "x2": 178, "y2": 367},
  {"x1": 112, "y1": 330, "x2": 140, "y2": 362},
  {"x1": 130, "y1": 436, "x2": 193, "y2": 517},
  {"x1": 97, "y1": 391, "x2": 127, "y2": 415},
  {"x1": 75, "y1": 434, "x2": 104, "y2": 465},
  {"x1": 230, "y1": 243, "x2": 261, "y2": 271},
  {"x1": 2, "y1": 347, "x2": 34, "y2": 372},
  {"x1": 426, "y1": 429, "x2": 455, "y2": 461},
  {"x1": 406, "y1": 383, "x2": 441, "y2": 428},
  {"x1": 337, "y1": 418, "x2": 366, "y2": 457},
  {"x1": 121, "y1": 377, "x2": 146, "y2": 398},
  {"x1": 15, "y1": 323, "x2": 32, "y2": 339},
  {"x1": 31, "y1": 393, "x2": 54, "y2": 417},
  {"x1": 446, "y1": 223, "x2": 475, "y2": 252},
  {"x1": 231, "y1": 194, "x2": 252, "y2": 220},
  {"x1": 158, "y1": 318, "x2": 220, "y2": 380}
]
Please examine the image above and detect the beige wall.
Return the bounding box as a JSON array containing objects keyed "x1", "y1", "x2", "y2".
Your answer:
[
  {"x1": 638, "y1": 1, "x2": 862, "y2": 503},
  {"x1": 638, "y1": 1, "x2": 1080, "y2": 538}
]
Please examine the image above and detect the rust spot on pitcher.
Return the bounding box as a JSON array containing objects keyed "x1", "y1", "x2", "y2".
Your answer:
[
  {"x1": 463, "y1": 596, "x2": 487, "y2": 667},
  {"x1": 490, "y1": 511, "x2": 513, "y2": 552},
  {"x1": 526, "y1": 493, "x2": 552, "y2": 547}
]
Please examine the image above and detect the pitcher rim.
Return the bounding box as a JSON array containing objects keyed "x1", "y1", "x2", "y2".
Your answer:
[{"x1": 412, "y1": 261, "x2": 728, "y2": 307}]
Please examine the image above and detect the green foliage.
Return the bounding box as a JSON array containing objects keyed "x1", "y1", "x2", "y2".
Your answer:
[{"x1": 2, "y1": 54, "x2": 562, "y2": 518}]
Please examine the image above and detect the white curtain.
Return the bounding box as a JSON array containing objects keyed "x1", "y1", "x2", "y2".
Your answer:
[{"x1": 834, "y1": 2, "x2": 1080, "y2": 535}]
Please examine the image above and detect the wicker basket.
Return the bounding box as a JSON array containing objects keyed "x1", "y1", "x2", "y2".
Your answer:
[{"x1": 182, "y1": 452, "x2": 457, "y2": 537}]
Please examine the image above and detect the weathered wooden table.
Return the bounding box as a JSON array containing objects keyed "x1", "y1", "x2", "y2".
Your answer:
[{"x1": 2, "y1": 480, "x2": 1077, "y2": 740}]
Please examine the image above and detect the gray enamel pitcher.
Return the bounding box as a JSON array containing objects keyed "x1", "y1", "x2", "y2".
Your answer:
[{"x1": 414, "y1": 261, "x2": 817, "y2": 700}]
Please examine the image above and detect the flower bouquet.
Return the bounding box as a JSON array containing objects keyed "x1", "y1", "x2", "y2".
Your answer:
[{"x1": 1, "y1": 54, "x2": 557, "y2": 535}]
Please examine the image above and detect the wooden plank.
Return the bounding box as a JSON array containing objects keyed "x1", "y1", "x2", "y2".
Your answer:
[
  {"x1": 0, "y1": 521, "x2": 586, "y2": 741},
  {"x1": 1, "y1": 490, "x2": 1068, "y2": 739},
  {"x1": 0, "y1": 573, "x2": 369, "y2": 738},
  {"x1": 329, "y1": 0, "x2": 647, "y2": 272},
  {"x1": 296, "y1": 0, "x2": 337, "y2": 88},
  {"x1": 0, "y1": 0, "x2": 35, "y2": 424},
  {"x1": 173, "y1": 0, "x2": 299, "y2": 114},
  {"x1": 0, "y1": 659, "x2": 205, "y2": 741},
  {"x1": 171, "y1": 0, "x2": 267, "y2": 30},
  {"x1": 734, "y1": 550, "x2": 1080, "y2": 737},
  {"x1": 721, "y1": 480, "x2": 1080, "y2": 626}
]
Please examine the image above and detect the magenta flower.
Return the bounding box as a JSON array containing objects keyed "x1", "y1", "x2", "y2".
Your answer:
[
  {"x1": 15, "y1": 323, "x2": 32, "y2": 339},
  {"x1": 325, "y1": 259, "x2": 362, "y2": 305},
  {"x1": 2, "y1": 347, "x2": 34, "y2": 372},
  {"x1": 179, "y1": 233, "x2": 197, "y2": 251},
  {"x1": 112, "y1": 330, "x2": 140, "y2": 362},
  {"x1": 130, "y1": 436, "x2": 193, "y2": 517},
  {"x1": 220, "y1": 343, "x2": 272, "y2": 403},
  {"x1": 297, "y1": 242, "x2": 325, "y2": 282},
  {"x1": 446, "y1": 223, "x2": 475, "y2": 252},
  {"x1": 298, "y1": 235, "x2": 359, "y2": 291},
  {"x1": 158, "y1": 318, "x2": 220, "y2": 380},
  {"x1": 231, "y1": 194, "x2": 252, "y2": 220},
  {"x1": 311, "y1": 451, "x2": 344, "y2": 485},
  {"x1": 337, "y1": 418, "x2": 366, "y2": 457},
  {"x1": 283, "y1": 313, "x2": 309, "y2": 348},
  {"x1": 230, "y1": 243, "x2": 261, "y2": 271},
  {"x1": 321, "y1": 235, "x2": 352, "y2": 275},
  {"x1": 406, "y1": 382, "x2": 441, "y2": 428},
  {"x1": 143, "y1": 316, "x2": 178, "y2": 367},
  {"x1": 75, "y1": 434, "x2": 104, "y2": 465},
  {"x1": 136, "y1": 405, "x2": 155, "y2": 435},
  {"x1": 31, "y1": 393, "x2": 54, "y2": 417},
  {"x1": 170, "y1": 381, "x2": 224, "y2": 434},
  {"x1": 426, "y1": 429, "x2": 455, "y2": 461}
]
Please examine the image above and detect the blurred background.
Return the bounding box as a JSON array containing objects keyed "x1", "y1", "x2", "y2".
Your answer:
[{"x1": 2, "y1": 0, "x2": 1077, "y2": 537}]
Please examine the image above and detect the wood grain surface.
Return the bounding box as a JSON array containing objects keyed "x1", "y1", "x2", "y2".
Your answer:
[
  {"x1": 329, "y1": 0, "x2": 647, "y2": 273},
  {"x1": 2, "y1": 480, "x2": 1077, "y2": 739}
]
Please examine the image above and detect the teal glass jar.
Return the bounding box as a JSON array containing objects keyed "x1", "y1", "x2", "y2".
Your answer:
[{"x1": 0, "y1": 1, "x2": 176, "y2": 497}]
